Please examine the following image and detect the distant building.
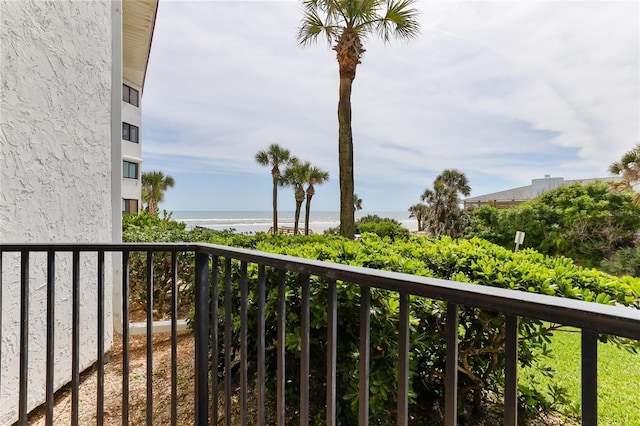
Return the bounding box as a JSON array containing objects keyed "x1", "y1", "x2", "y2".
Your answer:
[
  {"x1": 463, "y1": 175, "x2": 617, "y2": 209},
  {"x1": 0, "y1": 1, "x2": 157, "y2": 422}
]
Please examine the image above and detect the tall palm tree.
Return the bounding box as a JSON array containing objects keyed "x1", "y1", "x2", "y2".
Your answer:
[
  {"x1": 304, "y1": 166, "x2": 330, "y2": 235},
  {"x1": 141, "y1": 171, "x2": 175, "y2": 216},
  {"x1": 256, "y1": 144, "x2": 295, "y2": 234},
  {"x1": 609, "y1": 143, "x2": 640, "y2": 206},
  {"x1": 280, "y1": 160, "x2": 310, "y2": 234},
  {"x1": 298, "y1": 0, "x2": 420, "y2": 238}
]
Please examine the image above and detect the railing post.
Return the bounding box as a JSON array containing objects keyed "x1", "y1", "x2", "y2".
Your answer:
[
  {"x1": 326, "y1": 279, "x2": 337, "y2": 426},
  {"x1": 45, "y1": 250, "x2": 56, "y2": 426},
  {"x1": 582, "y1": 330, "x2": 598, "y2": 426},
  {"x1": 445, "y1": 303, "x2": 458, "y2": 426},
  {"x1": 195, "y1": 251, "x2": 210, "y2": 426},
  {"x1": 359, "y1": 286, "x2": 371, "y2": 426},
  {"x1": 504, "y1": 315, "x2": 518, "y2": 426},
  {"x1": 300, "y1": 274, "x2": 310, "y2": 426},
  {"x1": 257, "y1": 265, "x2": 266, "y2": 426},
  {"x1": 18, "y1": 250, "x2": 29, "y2": 426},
  {"x1": 277, "y1": 269, "x2": 286, "y2": 426},
  {"x1": 397, "y1": 293, "x2": 409, "y2": 426},
  {"x1": 145, "y1": 251, "x2": 154, "y2": 426}
]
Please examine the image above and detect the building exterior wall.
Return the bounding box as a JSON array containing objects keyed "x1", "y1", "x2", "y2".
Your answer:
[{"x1": 0, "y1": 1, "x2": 114, "y2": 423}]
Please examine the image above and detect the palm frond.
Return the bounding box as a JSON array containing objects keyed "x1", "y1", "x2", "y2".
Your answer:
[{"x1": 375, "y1": 0, "x2": 420, "y2": 42}]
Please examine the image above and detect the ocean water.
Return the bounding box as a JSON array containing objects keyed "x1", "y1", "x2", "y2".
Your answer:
[{"x1": 172, "y1": 211, "x2": 417, "y2": 234}]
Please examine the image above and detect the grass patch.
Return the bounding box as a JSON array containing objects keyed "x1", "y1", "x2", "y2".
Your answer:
[{"x1": 522, "y1": 328, "x2": 640, "y2": 425}]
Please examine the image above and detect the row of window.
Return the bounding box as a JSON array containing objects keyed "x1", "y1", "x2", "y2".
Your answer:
[
  {"x1": 123, "y1": 84, "x2": 139, "y2": 107},
  {"x1": 123, "y1": 161, "x2": 138, "y2": 179},
  {"x1": 122, "y1": 122, "x2": 139, "y2": 143}
]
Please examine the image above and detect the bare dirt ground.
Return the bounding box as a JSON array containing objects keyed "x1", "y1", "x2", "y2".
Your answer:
[
  {"x1": 25, "y1": 325, "x2": 571, "y2": 426},
  {"x1": 27, "y1": 331, "x2": 196, "y2": 426}
]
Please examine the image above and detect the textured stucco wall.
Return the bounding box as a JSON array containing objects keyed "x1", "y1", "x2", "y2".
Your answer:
[{"x1": 0, "y1": 1, "x2": 114, "y2": 423}]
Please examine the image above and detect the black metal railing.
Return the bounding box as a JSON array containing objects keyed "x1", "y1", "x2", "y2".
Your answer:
[{"x1": 0, "y1": 243, "x2": 639, "y2": 426}]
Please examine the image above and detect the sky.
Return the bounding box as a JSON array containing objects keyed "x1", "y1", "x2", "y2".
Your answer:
[{"x1": 141, "y1": 0, "x2": 639, "y2": 212}]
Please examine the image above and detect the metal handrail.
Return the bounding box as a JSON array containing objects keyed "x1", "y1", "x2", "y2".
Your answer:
[{"x1": 1, "y1": 242, "x2": 639, "y2": 426}]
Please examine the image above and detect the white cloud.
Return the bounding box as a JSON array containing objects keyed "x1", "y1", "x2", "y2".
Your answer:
[{"x1": 142, "y1": 0, "x2": 639, "y2": 210}]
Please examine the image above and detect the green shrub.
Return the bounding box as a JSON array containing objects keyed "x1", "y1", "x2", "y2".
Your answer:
[
  {"x1": 466, "y1": 182, "x2": 640, "y2": 266},
  {"x1": 601, "y1": 245, "x2": 640, "y2": 277},
  {"x1": 206, "y1": 234, "x2": 639, "y2": 423},
  {"x1": 127, "y1": 216, "x2": 640, "y2": 423}
]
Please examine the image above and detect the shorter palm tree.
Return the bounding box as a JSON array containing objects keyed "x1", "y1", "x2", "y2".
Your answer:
[
  {"x1": 142, "y1": 171, "x2": 175, "y2": 216},
  {"x1": 408, "y1": 203, "x2": 428, "y2": 232},
  {"x1": 304, "y1": 166, "x2": 329, "y2": 235},
  {"x1": 609, "y1": 143, "x2": 640, "y2": 206},
  {"x1": 256, "y1": 144, "x2": 296, "y2": 233},
  {"x1": 420, "y1": 169, "x2": 471, "y2": 237},
  {"x1": 280, "y1": 160, "x2": 310, "y2": 235}
]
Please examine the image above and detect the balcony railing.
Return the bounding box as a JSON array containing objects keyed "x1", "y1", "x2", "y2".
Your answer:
[{"x1": 0, "y1": 243, "x2": 639, "y2": 426}]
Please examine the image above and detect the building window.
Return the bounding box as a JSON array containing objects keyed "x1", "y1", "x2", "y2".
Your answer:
[
  {"x1": 123, "y1": 161, "x2": 138, "y2": 179},
  {"x1": 122, "y1": 122, "x2": 139, "y2": 143},
  {"x1": 122, "y1": 198, "x2": 139, "y2": 214},
  {"x1": 122, "y1": 84, "x2": 139, "y2": 107}
]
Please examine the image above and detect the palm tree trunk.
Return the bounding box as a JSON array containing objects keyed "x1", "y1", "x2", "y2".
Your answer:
[
  {"x1": 338, "y1": 72, "x2": 355, "y2": 238},
  {"x1": 294, "y1": 186, "x2": 305, "y2": 235},
  {"x1": 304, "y1": 191, "x2": 314, "y2": 235},
  {"x1": 294, "y1": 201, "x2": 302, "y2": 234},
  {"x1": 272, "y1": 174, "x2": 278, "y2": 233}
]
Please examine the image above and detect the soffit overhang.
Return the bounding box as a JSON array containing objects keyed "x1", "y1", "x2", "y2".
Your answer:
[{"x1": 123, "y1": 0, "x2": 158, "y2": 90}]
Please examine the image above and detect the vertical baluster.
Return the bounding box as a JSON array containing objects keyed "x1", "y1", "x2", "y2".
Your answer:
[
  {"x1": 326, "y1": 279, "x2": 337, "y2": 426},
  {"x1": 18, "y1": 250, "x2": 29, "y2": 426},
  {"x1": 300, "y1": 274, "x2": 310, "y2": 426},
  {"x1": 72, "y1": 250, "x2": 80, "y2": 426},
  {"x1": 444, "y1": 303, "x2": 458, "y2": 426},
  {"x1": 240, "y1": 261, "x2": 248, "y2": 425},
  {"x1": 277, "y1": 269, "x2": 286, "y2": 426},
  {"x1": 504, "y1": 315, "x2": 518, "y2": 426},
  {"x1": 257, "y1": 265, "x2": 266, "y2": 426},
  {"x1": 146, "y1": 251, "x2": 154, "y2": 426},
  {"x1": 97, "y1": 250, "x2": 105, "y2": 426},
  {"x1": 122, "y1": 250, "x2": 130, "y2": 426},
  {"x1": 397, "y1": 293, "x2": 409, "y2": 426},
  {"x1": 211, "y1": 257, "x2": 220, "y2": 424},
  {"x1": 359, "y1": 286, "x2": 371, "y2": 426},
  {"x1": 224, "y1": 257, "x2": 233, "y2": 426},
  {"x1": 195, "y1": 251, "x2": 210, "y2": 426},
  {"x1": 582, "y1": 329, "x2": 598, "y2": 426},
  {"x1": 45, "y1": 250, "x2": 55, "y2": 426},
  {"x1": 170, "y1": 251, "x2": 178, "y2": 426},
  {"x1": 0, "y1": 250, "x2": 3, "y2": 409}
]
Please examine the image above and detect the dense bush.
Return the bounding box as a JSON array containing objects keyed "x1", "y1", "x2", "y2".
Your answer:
[
  {"x1": 601, "y1": 246, "x2": 640, "y2": 277},
  {"x1": 125, "y1": 214, "x2": 640, "y2": 423},
  {"x1": 466, "y1": 182, "x2": 640, "y2": 266},
  {"x1": 326, "y1": 214, "x2": 409, "y2": 239}
]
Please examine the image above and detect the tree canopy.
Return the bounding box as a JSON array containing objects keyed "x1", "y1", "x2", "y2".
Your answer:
[{"x1": 141, "y1": 171, "x2": 175, "y2": 216}]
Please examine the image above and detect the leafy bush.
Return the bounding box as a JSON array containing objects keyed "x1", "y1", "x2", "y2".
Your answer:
[
  {"x1": 466, "y1": 182, "x2": 640, "y2": 266},
  {"x1": 203, "y1": 234, "x2": 640, "y2": 423},
  {"x1": 326, "y1": 214, "x2": 409, "y2": 240},
  {"x1": 601, "y1": 245, "x2": 640, "y2": 277},
  {"x1": 127, "y1": 215, "x2": 640, "y2": 422}
]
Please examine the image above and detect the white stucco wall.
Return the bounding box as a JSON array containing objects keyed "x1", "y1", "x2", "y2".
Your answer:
[{"x1": 0, "y1": 1, "x2": 114, "y2": 423}]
